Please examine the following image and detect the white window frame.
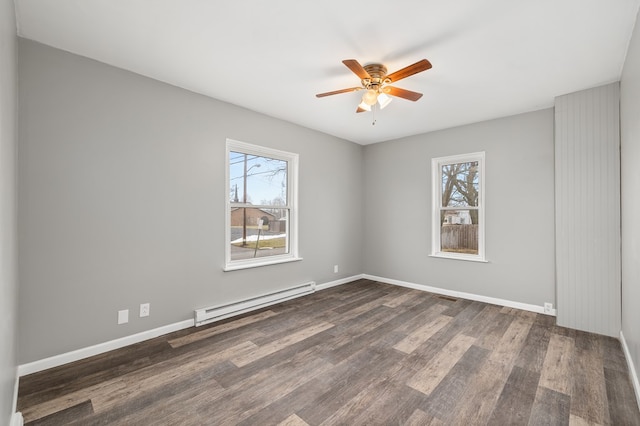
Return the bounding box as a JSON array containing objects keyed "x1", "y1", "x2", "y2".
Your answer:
[
  {"x1": 431, "y1": 152, "x2": 486, "y2": 262},
  {"x1": 224, "y1": 139, "x2": 301, "y2": 271}
]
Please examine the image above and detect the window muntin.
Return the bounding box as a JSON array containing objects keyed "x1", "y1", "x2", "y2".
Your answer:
[
  {"x1": 432, "y1": 152, "x2": 485, "y2": 262},
  {"x1": 225, "y1": 140, "x2": 299, "y2": 270}
]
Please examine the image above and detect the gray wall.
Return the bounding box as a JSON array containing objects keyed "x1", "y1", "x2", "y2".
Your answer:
[
  {"x1": 17, "y1": 39, "x2": 364, "y2": 364},
  {"x1": 362, "y1": 109, "x2": 556, "y2": 307},
  {"x1": 555, "y1": 83, "x2": 621, "y2": 338},
  {"x1": 0, "y1": 0, "x2": 18, "y2": 422},
  {"x1": 621, "y1": 8, "x2": 640, "y2": 393}
]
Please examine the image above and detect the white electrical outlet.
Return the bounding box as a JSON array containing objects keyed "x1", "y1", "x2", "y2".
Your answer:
[
  {"x1": 140, "y1": 303, "x2": 150, "y2": 317},
  {"x1": 118, "y1": 309, "x2": 129, "y2": 324},
  {"x1": 334, "y1": 265, "x2": 339, "y2": 273},
  {"x1": 544, "y1": 302, "x2": 554, "y2": 315}
]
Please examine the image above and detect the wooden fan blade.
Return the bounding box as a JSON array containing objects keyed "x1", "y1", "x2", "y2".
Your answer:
[
  {"x1": 386, "y1": 59, "x2": 432, "y2": 83},
  {"x1": 342, "y1": 59, "x2": 371, "y2": 80},
  {"x1": 316, "y1": 87, "x2": 361, "y2": 98},
  {"x1": 384, "y1": 86, "x2": 423, "y2": 101},
  {"x1": 356, "y1": 106, "x2": 367, "y2": 113}
]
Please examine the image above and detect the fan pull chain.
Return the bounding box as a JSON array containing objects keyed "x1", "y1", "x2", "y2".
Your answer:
[{"x1": 372, "y1": 103, "x2": 376, "y2": 126}]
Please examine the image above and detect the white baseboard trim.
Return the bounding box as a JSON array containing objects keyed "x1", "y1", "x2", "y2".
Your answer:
[
  {"x1": 10, "y1": 412, "x2": 24, "y2": 426},
  {"x1": 18, "y1": 319, "x2": 194, "y2": 377},
  {"x1": 620, "y1": 331, "x2": 640, "y2": 412},
  {"x1": 316, "y1": 274, "x2": 364, "y2": 291},
  {"x1": 11, "y1": 373, "x2": 22, "y2": 426},
  {"x1": 362, "y1": 274, "x2": 553, "y2": 315}
]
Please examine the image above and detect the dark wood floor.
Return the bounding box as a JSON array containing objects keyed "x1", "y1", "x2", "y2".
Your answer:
[{"x1": 18, "y1": 279, "x2": 640, "y2": 425}]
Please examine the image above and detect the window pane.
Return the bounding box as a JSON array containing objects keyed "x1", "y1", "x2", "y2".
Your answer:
[
  {"x1": 229, "y1": 152, "x2": 287, "y2": 205},
  {"x1": 441, "y1": 161, "x2": 479, "y2": 207},
  {"x1": 440, "y1": 209, "x2": 478, "y2": 254},
  {"x1": 229, "y1": 208, "x2": 289, "y2": 261}
]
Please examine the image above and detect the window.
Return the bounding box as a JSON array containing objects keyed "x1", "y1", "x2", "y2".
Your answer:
[
  {"x1": 431, "y1": 152, "x2": 486, "y2": 262},
  {"x1": 225, "y1": 139, "x2": 300, "y2": 270}
]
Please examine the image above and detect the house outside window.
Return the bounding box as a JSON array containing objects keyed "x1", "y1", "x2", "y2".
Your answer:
[
  {"x1": 431, "y1": 152, "x2": 486, "y2": 262},
  {"x1": 225, "y1": 139, "x2": 300, "y2": 270}
]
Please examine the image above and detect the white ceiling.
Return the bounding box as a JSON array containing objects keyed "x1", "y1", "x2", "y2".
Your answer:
[{"x1": 14, "y1": 0, "x2": 640, "y2": 145}]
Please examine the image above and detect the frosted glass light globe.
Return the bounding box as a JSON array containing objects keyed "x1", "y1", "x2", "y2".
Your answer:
[{"x1": 362, "y1": 89, "x2": 378, "y2": 106}]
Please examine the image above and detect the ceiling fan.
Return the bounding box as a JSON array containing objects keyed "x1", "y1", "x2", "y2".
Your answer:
[{"x1": 316, "y1": 58, "x2": 432, "y2": 113}]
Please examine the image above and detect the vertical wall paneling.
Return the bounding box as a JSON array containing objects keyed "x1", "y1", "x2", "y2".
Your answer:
[{"x1": 555, "y1": 83, "x2": 621, "y2": 337}]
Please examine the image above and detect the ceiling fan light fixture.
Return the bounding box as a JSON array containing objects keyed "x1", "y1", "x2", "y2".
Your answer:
[
  {"x1": 357, "y1": 100, "x2": 372, "y2": 111},
  {"x1": 315, "y1": 58, "x2": 431, "y2": 116},
  {"x1": 377, "y1": 93, "x2": 392, "y2": 109},
  {"x1": 362, "y1": 89, "x2": 378, "y2": 106}
]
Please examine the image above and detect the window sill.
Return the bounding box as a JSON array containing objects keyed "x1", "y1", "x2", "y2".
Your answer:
[
  {"x1": 223, "y1": 256, "x2": 303, "y2": 272},
  {"x1": 429, "y1": 253, "x2": 488, "y2": 263}
]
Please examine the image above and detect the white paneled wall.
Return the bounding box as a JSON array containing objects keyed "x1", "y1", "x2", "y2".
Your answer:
[{"x1": 555, "y1": 83, "x2": 621, "y2": 337}]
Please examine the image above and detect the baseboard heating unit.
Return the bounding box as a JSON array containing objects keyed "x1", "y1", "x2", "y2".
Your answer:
[{"x1": 194, "y1": 281, "x2": 316, "y2": 327}]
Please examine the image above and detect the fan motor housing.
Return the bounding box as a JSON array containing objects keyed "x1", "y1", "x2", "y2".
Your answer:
[{"x1": 362, "y1": 63, "x2": 389, "y2": 89}]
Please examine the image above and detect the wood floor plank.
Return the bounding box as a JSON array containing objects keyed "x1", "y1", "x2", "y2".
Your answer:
[
  {"x1": 486, "y1": 366, "x2": 540, "y2": 425},
  {"x1": 69, "y1": 360, "x2": 228, "y2": 425},
  {"x1": 529, "y1": 386, "x2": 571, "y2": 426},
  {"x1": 19, "y1": 339, "x2": 171, "y2": 408},
  {"x1": 196, "y1": 351, "x2": 333, "y2": 424},
  {"x1": 514, "y1": 323, "x2": 552, "y2": 373},
  {"x1": 250, "y1": 310, "x2": 334, "y2": 347},
  {"x1": 123, "y1": 378, "x2": 231, "y2": 426},
  {"x1": 317, "y1": 369, "x2": 402, "y2": 425},
  {"x1": 168, "y1": 309, "x2": 277, "y2": 348},
  {"x1": 393, "y1": 314, "x2": 451, "y2": 354},
  {"x1": 214, "y1": 332, "x2": 331, "y2": 389},
  {"x1": 295, "y1": 348, "x2": 405, "y2": 425},
  {"x1": 93, "y1": 338, "x2": 255, "y2": 406},
  {"x1": 500, "y1": 306, "x2": 516, "y2": 315},
  {"x1": 405, "y1": 408, "x2": 445, "y2": 425},
  {"x1": 535, "y1": 312, "x2": 556, "y2": 327},
  {"x1": 324, "y1": 304, "x2": 396, "y2": 340},
  {"x1": 325, "y1": 293, "x2": 403, "y2": 325},
  {"x1": 132, "y1": 347, "x2": 327, "y2": 425},
  {"x1": 321, "y1": 299, "x2": 439, "y2": 365},
  {"x1": 277, "y1": 414, "x2": 309, "y2": 426},
  {"x1": 570, "y1": 334, "x2": 609, "y2": 425},
  {"x1": 447, "y1": 318, "x2": 533, "y2": 424},
  {"x1": 383, "y1": 289, "x2": 425, "y2": 308},
  {"x1": 320, "y1": 355, "x2": 426, "y2": 425},
  {"x1": 440, "y1": 297, "x2": 473, "y2": 317},
  {"x1": 25, "y1": 400, "x2": 93, "y2": 426},
  {"x1": 422, "y1": 344, "x2": 490, "y2": 423},
  {"x1": 230, "y1": 321, "x2": 334, "y2": 367},
  {"x1": 406, "y1": 333, "x2": 476, "y2": 395},
  {"x1": 602, "y1": 336, "x2": 630, "y2": 373},
  {"x1": 459, "y1": 304, "x2": 501, "y2": 339},
  {"x1": 237, "y1": 347, "x2": 401, "y2": 426},
  {"x1": 604, "y1": 367, "x2": 640, "y2": 425},
  {"x1": 568, "y1": 413, "x2": 599, "y2": 425},
  {"x1": 390, "y1": 301, "x2": 448, "y2": 335},
  {"x1": 17, "y1": 280, "x2": 640, "y2": 426},
  {"x1": 489, "y1": 317, "x2": 533, "y2": 365},
  {"x1": 539, "y1": 333, "x2": 575, "y2": 395},
  {"x1": 517, "y1": 309, "x2": 538, "y2": 323},
  {"x1": 330, "y1": 288, "x2": 391, "y2": 314},
  {"x1": 400, "y1": 300, "x2": 487, "y2": 373},
  {"x1": 347, "y1": 381, "x2": 422, "y2": 425},
  {"x1": 89, "y1": 342, "x2": 236, "y2": 413},
  {"x1": 472, "y1": 311, "x2": 514, "y2": 350},
  {"x1": 21, "y1": 377, "x2": 125, "y2": 422}
]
